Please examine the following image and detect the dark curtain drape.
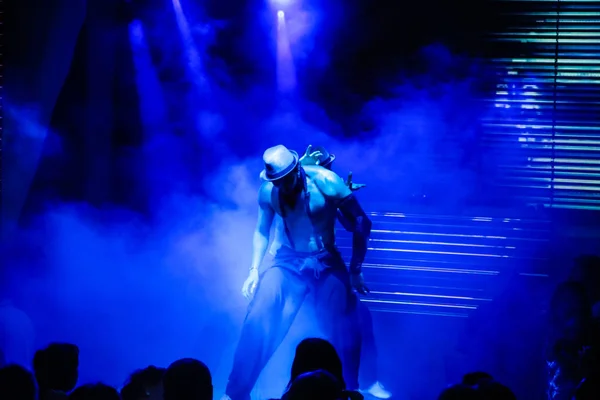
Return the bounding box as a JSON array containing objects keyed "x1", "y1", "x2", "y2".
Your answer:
[
  {"x1": 3, "y1": 0, "x2": 86, "y2": 235},
  {"x1": 20, "y1": 0, "x2": 145, "y2": 221}
]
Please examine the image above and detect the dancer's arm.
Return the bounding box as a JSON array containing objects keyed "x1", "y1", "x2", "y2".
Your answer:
[
  {"x1": 249, "y1": 183, "x2": 275, "y2": 272},
  {"x1": 338, "y1": 194, "x2": 372, "y2": 274},
  {"x1": 315, "y1": 169, "x2": 372, "y2": 275}
]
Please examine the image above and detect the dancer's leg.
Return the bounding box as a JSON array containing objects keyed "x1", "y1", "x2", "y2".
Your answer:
[{"x1": 225, "y1": 267, "x2": 308, "y2": 400}]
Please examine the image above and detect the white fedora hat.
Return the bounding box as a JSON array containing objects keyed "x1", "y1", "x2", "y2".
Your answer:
[{"x1": 260, "y1": 145, "x2": 299, "y2": 181}]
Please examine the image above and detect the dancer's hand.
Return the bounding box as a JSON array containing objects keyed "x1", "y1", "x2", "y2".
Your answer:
[
  {"x1": 346, "y1": 172, "x2": 366, "y2": 192},
  {"x1": 299, "y1": 144, "x2": 323, "y2": 165},
  {"x1": 242, "y1": 269, "x2": 259, "y2": 300},
  {"x1": 350, "y1": 272, "x2": 370, "y2": 295}
]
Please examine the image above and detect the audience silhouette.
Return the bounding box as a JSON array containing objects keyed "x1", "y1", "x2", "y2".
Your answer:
[
  {"x1": 0, "y1": 364, "x2": 37, "y2": 400},
  {"x1": 34, "y1": 343, "x2": 79, "y2": 400},
  {"x1": 282, "y1": 338, "x2": 362, "y2": 400},
  {"x1": 283, "y1": 370, "x2": 344, "y2": 400},
  {"x1": 287, "y1": 338, "x2": 345, "y2": 390},
  {"x1": 121, "y1": 366, "x2": 165, "y2": 400},
  {"x1": 437, "y1": 384, "x2": 482, "y2": 400},
  {"x1": 163, "y1": 358, "x2": 212, "y2": 400},
  {"x1": 1, "y1": 255, "x2": 600, "y2": 400},
  {"x1": 69, "y1": 384, "x2": 120, "y2": 400}
]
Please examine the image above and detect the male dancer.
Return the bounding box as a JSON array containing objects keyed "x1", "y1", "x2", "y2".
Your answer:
[
  {"x1": 224, "y1": 145, "x2": 371, "y2": 400},
  {"x1": 289, "y1": 145, "x2": 391, "y2": 399}
]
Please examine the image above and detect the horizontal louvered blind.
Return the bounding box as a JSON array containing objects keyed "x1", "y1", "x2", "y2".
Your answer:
[
  {"x1": 336, "y1": 212, "x2": 551, "y2": 316},
  {"x1": 484, "y1": 0, "x2": 600, "y2": 211}
]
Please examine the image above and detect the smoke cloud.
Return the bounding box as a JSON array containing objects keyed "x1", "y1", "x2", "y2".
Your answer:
[{"x1": 3, "y1": 0, "x2": 511, "y2": 397}]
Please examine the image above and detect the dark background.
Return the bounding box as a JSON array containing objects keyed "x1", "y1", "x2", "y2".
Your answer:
[{"x1": 6, "y1": 0, "x2": 503, "y2": 217}]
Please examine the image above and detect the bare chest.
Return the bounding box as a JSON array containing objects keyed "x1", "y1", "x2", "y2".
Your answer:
[{"x1": 271, "y1": 182, "x2": 334, "y2": 224}]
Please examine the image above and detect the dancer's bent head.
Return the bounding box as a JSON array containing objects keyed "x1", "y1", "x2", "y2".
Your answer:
[
  {"x1": 272, "y1": 165, "x2": 300, "y2": 194},
  {"x1": 261, "y1": 145, "x2": 302, "y2": 195}
]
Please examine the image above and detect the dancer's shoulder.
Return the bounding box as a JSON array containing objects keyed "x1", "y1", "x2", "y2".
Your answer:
[
  {"x1": 258, "y1": 181, "x2": 274, "y2": 207},
  {"x1": 304, "y1": 164, "x2": 334, "y2": 181},
  {"x1": 305, "y1": 166, "x2": 351, "y2": 200}
]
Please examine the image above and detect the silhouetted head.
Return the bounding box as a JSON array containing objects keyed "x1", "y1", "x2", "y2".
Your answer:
[
  {"x1": 462, "y1": 371, "x2": 493, "y2": 386},
  {"x1": 163, "y1": 359, "x2": 212, "y2": 400},
  {"x1": 284, "y1": 370, "x2": 344, "y2": 400},
  {"x1": 34, "y1": 343, "x2": 79, "y2": 392},
  {"x1": 288, "y1": 338, "x2": 345, "y2": 390},
  {"x1": 475, "y1": 380, "x2": 516, "y2": 400},
  {"x1": 0, "y1": 364, "x2": 37, "y2": 400},
  {"x1": 69, "y1": 383, "x2": 119, "y2": 400},
  {"x1": 437, "y1": 384, "x2": 482, "y2": 400},
  {"x1": 121, "y1": 366, "x2": 165, "y2": 400}
]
